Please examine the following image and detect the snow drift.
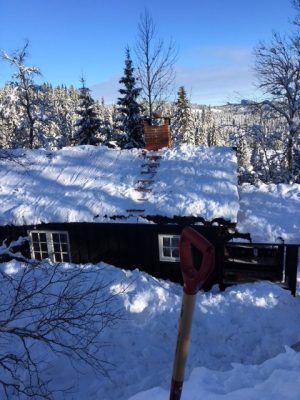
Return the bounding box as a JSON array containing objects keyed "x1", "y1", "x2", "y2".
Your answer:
[{"x1": 1, "y1": 260, "x2": 300, "y2": 399}]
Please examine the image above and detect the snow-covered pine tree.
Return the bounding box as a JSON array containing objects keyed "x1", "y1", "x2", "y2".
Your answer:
[
  {"x1": 207, "y1": 123, "x2": 218, "y2": 147},
  {"x1": 2, "y1": 42, "x2": 44, "y2": 149},
  {"x1": 172, "y1": 86, "x2": 194, "y2": 144},
  {"x1": 0, "y1": 84, "x2": 22, "y2": 148},
  {"x1": 194, "y1": 108, "x2": 207, "y2": 146},
  {"x1": 237, "y1": 133, "x2": 252, "y2": 183},
  {"x1": 98, "y1": 100, "x2": 113, "y2": 145},
  {"x1": 47, "y1": 84, "x2": 79, "y2": 148},
  {"x1": 74, "y1": 78, "x2": 101, "y2": 146},
  {"x1": 117, "y1": 47, "x2": 144, "y2": 148}
]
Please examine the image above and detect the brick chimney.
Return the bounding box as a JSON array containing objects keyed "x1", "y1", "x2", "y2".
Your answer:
[{"x1": 143, "y1": 117, "x2": 172, "y2": 151}]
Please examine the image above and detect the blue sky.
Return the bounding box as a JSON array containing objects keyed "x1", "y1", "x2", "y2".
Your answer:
[{"x1": 0, "y1": 0, "x2": 296, "y2": 105}]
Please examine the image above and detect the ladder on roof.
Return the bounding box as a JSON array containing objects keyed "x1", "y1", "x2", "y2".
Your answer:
[{"x1": 133, "y1": 151, "x2": 162, "y2": 203}]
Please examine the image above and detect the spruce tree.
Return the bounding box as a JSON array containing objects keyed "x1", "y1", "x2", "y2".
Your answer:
[
  {"x1": 172, "y1": 86, "x2": 194, "y2": 144},
  {"x1": 98, "y1": 99, "x2": 113, "y2": 145},
  {"x1": 74, "y1": 78, "x2": 101, "y2": 145},
  {"x1": 207, "y1": 123, "x2": 217, "y2": 146},
  {"x1": 194, "y1": 109, "x2": 206, "y2": 146},
  {"x1": 117, "y1": 47, "x2": 144, "y2": 148}
]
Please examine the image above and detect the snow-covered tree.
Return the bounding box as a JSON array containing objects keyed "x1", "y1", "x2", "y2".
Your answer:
[
  {"x1": 194, "y1": 108, "x2": 207, "y2": 146},
  {"x1": 74, "y1": 78, "x2": 101, "y2": 145},
  {"x1": 0, "y1": 84, "x2": 21, "y2": 148},
  {"x1": 97, "y1": 98, "x2": 114, "y2": 145},
  {"x1": 172, "y1": 86, "x2": 194, "y2": 144},
  {"x1": 117, "y1": 48, "x2": 144, "y2": 148},
  {"x1": 254, "y1": 33, "x2": 300, "y2": 181},
  {"x1": 237, "y1": 133, "x2": 253, "y2": 183},
  {"x1": 1, "y1": 42, "x2": 43, "y2": 148},
  {"x1": 207, "y1": 122, "x2": 218, "y2": 147}
]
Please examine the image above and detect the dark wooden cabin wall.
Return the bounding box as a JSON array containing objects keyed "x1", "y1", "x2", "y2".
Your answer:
[{"x1": 0, "y1": 222, "x2": 224, "y2": 286}]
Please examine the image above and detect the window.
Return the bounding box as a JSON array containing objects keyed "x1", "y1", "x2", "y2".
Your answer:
[
  {"x1": 29, "y1": 231, "x2": 71, "y2": 262},
  {"x1": 158, "y1": 234, "x2": 180, "y2": 262}
]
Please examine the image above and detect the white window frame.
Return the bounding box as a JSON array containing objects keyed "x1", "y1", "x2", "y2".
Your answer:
[
  {"x1": 158, "y1": 234, "x2": 180, "y2": 262},
  {"x1": 28, "y1": 230, "x2": 72, "y2": 263}
]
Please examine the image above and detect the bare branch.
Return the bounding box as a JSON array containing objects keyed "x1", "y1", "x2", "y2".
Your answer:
[
  {"x1": 135, "y1": 9, "x2": 178, "y2": 120},
  {"x1": 0, "y1": 239, "x2": 124, "y2": 398},
  {"x1": 254, "y1": 32, "x2": 300, "y2": 180}
]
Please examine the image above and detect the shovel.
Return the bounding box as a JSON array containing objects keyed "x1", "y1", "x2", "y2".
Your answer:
[{"x1": 169, "y1": 227, "x2": 215, "y2": 400}]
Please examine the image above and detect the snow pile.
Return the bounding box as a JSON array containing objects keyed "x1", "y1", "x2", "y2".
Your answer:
[
  {"x1": 130, "y1": 349, "x2": 300, "y2": 400},
  {"x1": 0, "y1": 145, "x2": 239, "y2": 225},
  {"x1": 1, "y1": 260, "x2": 300, "y2": 399},
  {"x1": 237, "y1": 182, "x2": 300, "y2": 244}
]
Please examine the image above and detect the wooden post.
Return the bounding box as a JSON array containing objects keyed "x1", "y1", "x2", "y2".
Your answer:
[{"x1": 285, "y1": 245, "x2": 299, "y2": 296}]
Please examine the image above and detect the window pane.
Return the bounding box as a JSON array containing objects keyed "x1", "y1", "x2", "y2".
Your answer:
[
  {"x1": 41, "y1": 243, "x2": 48, "y2": 252},
  {"x1": 62, "y1": 253, "x2": 70, "y2": 262},
  {"x1": 55, "y1": 254, "x2": 62, "y2": 262},
  {"x1": 61, "y1": 244, "x2": 68, "y2": 253},
  {"x1": 163, "y1": 237, "x2": 171, "y2": 247},
  {"x1": 172, "y1": 248, "x2": 179, "y2": 258},
  {"x1": 59, "y1": 234, "x2": 68, "y2": 244},
  {"x1": 52, "y1": 233, "x2": 59, "y2": 243},
  {"x1": 33, "y1": 242, "x2": 40, "y2": 251},
  {"x1": 41, "y1": 252, "x2": 49, "y2": 259},
  {"x1": 163, "y1": 248, "x2": 171, "y2": 257},
  {"x1": 54, "y1": 243, "x2": 60, "y2": 253},
  {"x1": 32, "y1": 232, "x2": 39, "y2": 241},
  {"x1": 35, "y1": 252, "x2": 41, "y2": 260},
  {"x1": 172, "y1": 237, "x2": 179, "y2": 247},
  {"x1": 39, "y1": 233, "x2": 46, "y2": 242}
]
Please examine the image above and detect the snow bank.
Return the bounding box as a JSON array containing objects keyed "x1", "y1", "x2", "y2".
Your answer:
[
  {"x1": 129, "y1": 348, "x2": 300, "y2": 400},
  {"x1": 237, "y1": 183, "x2": 300, "y2": 244},
  {"x1": 0, "y1": 145, "x2": 239, "y2": 225},
  {"x1": 1, "y1": 260, "x2": 300, "y2": 399}
]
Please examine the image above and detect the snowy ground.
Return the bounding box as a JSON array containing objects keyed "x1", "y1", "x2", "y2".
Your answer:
[{"x1": 1, "y1": 261, "x2": 300, "y2": 400}]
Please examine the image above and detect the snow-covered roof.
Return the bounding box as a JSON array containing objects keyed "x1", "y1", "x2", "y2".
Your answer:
[
  {"x1": 0, "y1": 145, "x2": 239, "y2": 226},
  {"x1": 236, "y1": 182, "x2": 300, "y2": 244}
]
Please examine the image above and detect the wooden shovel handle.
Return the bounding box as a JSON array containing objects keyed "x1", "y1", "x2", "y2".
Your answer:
[{"x1": 170, "y1": 293, "x2": 196, "y2": 400}]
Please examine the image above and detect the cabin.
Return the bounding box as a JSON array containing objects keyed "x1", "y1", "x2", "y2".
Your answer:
[
  {"x1": 0, "y1": 118, "x2": 298, "y2": 293},
  {"x1": 0, "y1": 139, "x2": 241, "y2": 288}
]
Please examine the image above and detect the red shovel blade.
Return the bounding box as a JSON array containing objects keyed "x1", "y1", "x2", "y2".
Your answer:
[{"x1": 180, "y1": 227, "x2": 215, "y2": 295}]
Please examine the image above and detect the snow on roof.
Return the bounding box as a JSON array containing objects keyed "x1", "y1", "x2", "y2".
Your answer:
[
  {"x1": 0, "y1": 144, "x2": 239, "y2": 226},
  {"x1": 236, "y1": 182, "x2": 300, "y2": 244}
]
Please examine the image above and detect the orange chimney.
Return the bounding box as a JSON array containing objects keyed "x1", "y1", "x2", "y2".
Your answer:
[{"x1": 144, "y1": 117, "x2": 172, "y2": 151}]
